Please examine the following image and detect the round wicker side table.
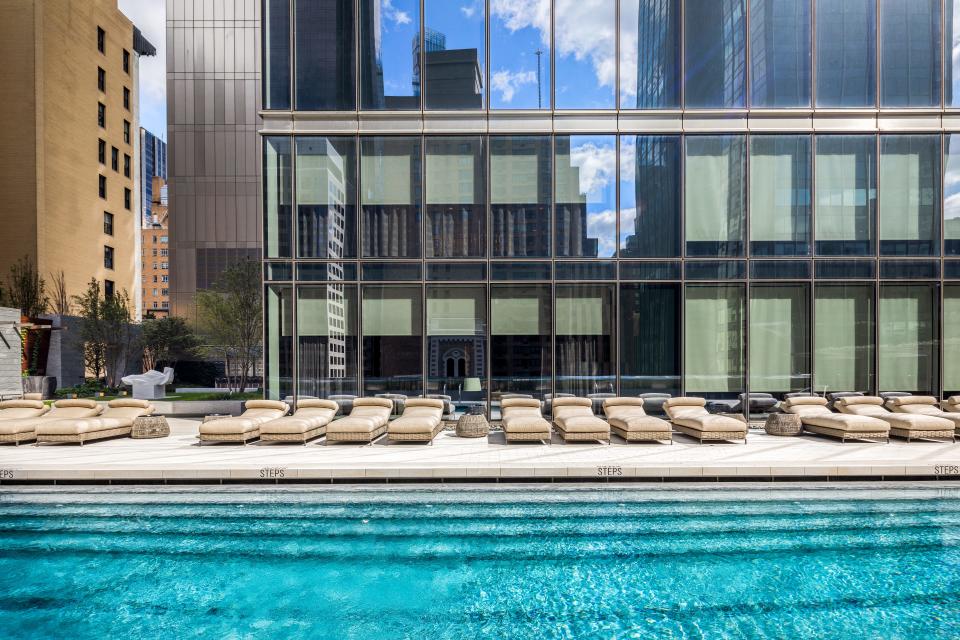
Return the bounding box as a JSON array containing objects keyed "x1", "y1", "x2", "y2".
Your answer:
[
  {"x1": 132, "y1": 416, "x2": 170, "y2": 439},
  {"x1": 456, "y1": 413, "x2": 490, "y2": 438},
  {"x1": 764, "y1": 413, "x2": 802, "y2": 436}
]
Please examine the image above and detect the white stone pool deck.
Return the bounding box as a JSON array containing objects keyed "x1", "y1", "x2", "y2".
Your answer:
[{"x1": 1, "y1": 418, "x2": 959, "y2": 482}]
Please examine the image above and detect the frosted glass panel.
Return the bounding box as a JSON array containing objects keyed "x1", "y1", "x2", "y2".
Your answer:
[
  {"x1": 492, "y1": 297, "x2": 542, "y2": 335},
  {"x1": 749, "y1": 135, "x2": 811, "y2": 255},
  {"x1": 684, "y1": 136, "x2": 745, "y2": 256},
  {"x1": 879, "y1": 135, "x2": 939, "y2": 256},
  {"x1": 945, "y1": 286, "x2": 960, "y2": 391},
  {"x1": 491, "y1": 154, "x2": 540, "y2": 204},
  {"x1": 361, "y1": 154, "x2": 414, "y2": 205},
  {"x1": 815, "y1": 135, "x2": 876, "y2": 255},
  {"x1": 749, "y1": 285, "x2": 809, "y2": 393},
  {"x1": 684, "y1": 285, "x2": 744, "y2": 392},
  {"x1": 814, "y1": 284, "x2": 874, "y2": 393},
  {"x1": 879, "y1": 284, "x2": 938, "y2": 393}
]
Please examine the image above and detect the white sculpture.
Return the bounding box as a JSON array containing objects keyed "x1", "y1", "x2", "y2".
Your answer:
[{"x1": 122, "y1": 367, "x2": 174, "y2": 400}]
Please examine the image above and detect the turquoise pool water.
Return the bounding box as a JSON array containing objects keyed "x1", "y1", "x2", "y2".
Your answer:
[{"x1": 0, "y1": 484, "x2": 959, "y2": 639}]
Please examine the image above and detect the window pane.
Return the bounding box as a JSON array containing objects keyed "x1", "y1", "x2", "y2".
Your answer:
[
  {"x1": 427, "y1": 286, "x2": 486, "y2": 414},
  {"x1": 555, "y1": 0, "x2": 616, "y2": 108},
  {"x1": 814, "y1": 283, "x2": 875, "y2": 393},
  {"x1": 490, "y1": 136, "x2": 552, "y2": 257},
  {"x1": 683, "y1": 0, "x2": 746, "y2": 108},
  {"x1": 684, "y1": 136, "x2": 746, "y2": 257},
  {"x1": 360, "y1": 137, "x2": 421, "y2": 257},
  {"x1": 879, "y1": 135, "x2": 940, "y2": 256},
  {"x1": 264, "y1": 0, "x2": 291, "y2": 109},
  {"x1": 619, "y1": 283, "x2": 680, "y2": 396},
  {"x1": 946, "y1": 134, "x2": 960, "y2": 255},
  {"x1": 360, "y1": 0, "x2": 420, "y2": 110},
  {"x1": 879, "y1": 284, "x2": 939, "y2": 394},
  {"x1": 425, "y1": 136, "x2": 485, "y2": 257},
  {"x1": 749, "y1": 284, "x2": 810, "y2": 394},
  {"x1": 556, "y1": 136, "x2": 616, "y2": 257},
  {"x1": 814, "y1": 135, "x2": 876, "y2": 256},
  {"x1": 619, "y1": 0, "x2": 680, "y2": 109},
  {"x1": 945, "y1": 285, "x2": 960, "y2": 394},
  {"x1": 880, "y1": 0, "x2": 940, "y2": 107},
  {"x1": 490, "y1": 0, "x2": 551, "y2": 109},
  {"x1": 264, "y1": 137, "x2": 292, "y2": 258},
  {"x1": 265, "y1": 285, "x2": 293, "y2": 400},
  {"x1": 749, "y1": 0, "x2": 810, "y2": 107},
  {"x1": 295, "y1": 0, "x2": 356, "y2": 110},
  {"x1": 361, "y1": 286, "x2": 423, "y2": 395},
  {"x1": 684, "y1": 284, "x2": 744, "y2": 394},
  {"x1": 946, "y1": 1, "x2": 960, "y2": 105},
  {"x1": 749, "y1": 135, "x2": 811, "y2": 256},
  {"x1": 423, "y1": 0, "x2": 484, "y2": 109},
  {"x1": 296, "y1": 137, "x2": 357, "y2": 258},
  {"x1": 297, "y1": 284, "x2": 358, "y2": 397},
  {"x1": 490, "y1": 284, "x2": 552, "y2": 403},
  {"x1": 620, "y1": 135, "x2": 680, "y2": 257},
  {"x1": 815, "y1": 0, "x2": 876, "y2": 107},
  {"x1": 555, "y1": 284, "x2": 615, "y2": 396}
]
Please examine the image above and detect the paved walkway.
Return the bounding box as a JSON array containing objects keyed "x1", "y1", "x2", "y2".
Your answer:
[{"x1": 1, "y1": 418, "x2": 959, "y2": 482}]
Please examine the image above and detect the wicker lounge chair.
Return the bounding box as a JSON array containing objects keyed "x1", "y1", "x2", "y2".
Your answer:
[
  {"x1": 501, "y1": 397, "x2": 552, "y2": 444},
  {"x1": 943, "y1": 396, "x2": 960, "y2": 414},
  {"x1": 325, "y1": 397, "x2": 393, "y2": 444},
  {"x1": 550, "y1": 397, "x2": 610, "y2": 443},
  {"x1": 198, "y1": 399, "x2": 289, "y2": 445},
  {"x1": 388, "y1": 398, "x2": 445, "y2": 444},
  {"x1": 0, "y1": 399, "x2": 100, "y2": 445},
  {"x1": 602, "y1": 397, "x2": 672, "y2": 443},
  {"x1": 259, "y1": 399, "x2": 339, "y2": 444},
  {"x1": 36, "y1": 399, "x2": 153, "y2": 445},
  {"x1": 663, "y1": 397, "x2": 748, "y2": 443},
  {"x1": 887, "y1": 395, "x2": 960, "y2": 435},
  {"x1": 781, "y1": 396, "x2": 889, "y2": 443},
  {"x1": 0, "y1": 399, "x2": 54, "y2": 445},
  {"x1": 836, "y1": 396, "x2": 954, "y2": 443}
]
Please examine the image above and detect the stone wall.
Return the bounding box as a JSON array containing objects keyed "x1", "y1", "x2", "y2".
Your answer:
[{"x1": 0, "y1": 307, "x2": 23, "y2": 398}]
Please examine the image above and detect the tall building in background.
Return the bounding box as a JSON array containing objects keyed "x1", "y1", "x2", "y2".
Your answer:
[
  {"x1": 140, "y1": 127, "x2": 167, "y2": 227},
  {"x1": 0, "y1": 0, "x2": 154, "y2": 317},
  {"x1": 142, "y1": 176, "x2": 169, "y2": 317},
  {"x1": 165, "y1": 0, "x2": 261, "y2": 317}
]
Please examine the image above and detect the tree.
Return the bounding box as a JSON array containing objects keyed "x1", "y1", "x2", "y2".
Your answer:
[
  {"x1": 6, "y1": 255, "x2": 48, "y2": 317},
  {"x1": 73, "y1": 279, "x2": 136, "y2": 387},
  {"x1": 49, "y1": 270, "x2": 71, "y2": 316},
  {"x1": 141, "y1": 316, "x2": 200, "y2": 372},
  {"x1": 194, "y1": 259, "x2": 262, "y2": 394}
]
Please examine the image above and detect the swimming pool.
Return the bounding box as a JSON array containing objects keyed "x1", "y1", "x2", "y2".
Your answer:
[{"x1": 0, "y1": 484, "x2": 958, "y2": 639}]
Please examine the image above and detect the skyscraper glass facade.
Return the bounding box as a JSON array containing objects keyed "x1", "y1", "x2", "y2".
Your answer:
[
  {"x1": 140, "y1": 128, "x2": 167, "y2": 225},
  {"x1": 262, "y1": 0, "x2": 960, "y2": 415}
]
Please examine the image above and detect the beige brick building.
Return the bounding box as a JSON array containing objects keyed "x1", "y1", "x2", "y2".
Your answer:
[{"x1": 0, "y1": 0, "x2": 154, "y2": 316}]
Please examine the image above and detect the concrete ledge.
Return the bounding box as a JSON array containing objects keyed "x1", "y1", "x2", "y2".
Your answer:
[{"x1": 150, "y1": 400, "x2": 244, "y2": 417}]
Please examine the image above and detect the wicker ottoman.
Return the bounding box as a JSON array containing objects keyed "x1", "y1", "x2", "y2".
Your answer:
[
  {"x1": 764, "y1": 413, "x2": 802, "y2": 436},
  {"x1": 131, "y1": 416, "x2": 170, "y2": 439},
  {"x1": 456, "y1": 413, "x2": 490, "y2": 438}
]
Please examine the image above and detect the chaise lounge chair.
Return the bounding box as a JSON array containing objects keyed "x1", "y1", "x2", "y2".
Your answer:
[
  {"x1": 36, "y1": 399, "x2": 153, "y2": 445},
  {"x1": 325, "y1": 397, "x2": 393, "y2": 445},
  {"x1": 835, "y1": 396, "x2": 954, "y2": 443},
  {"x1": 943, "y1": 396, "x2": 960, "y2": 415},
  {"x1": 500, "y1": 397, "x2": 552, "y2": 444},
  {"x1": 259, "y1": 399, "x2": 339, "y2": 444},
  {"x1": 781, "y1": 396, "x2": 889, "y2": 443},
  {"x1": 663, "y1": 397, "x2": 748, "y2": 443},
  {"x1": 551, "y1": 397, "x2": 610, "y2": 444},
  {"x1": 0, "y1": 399, "x2": 52, "y2": 445},
  {"x1": 198, "y1": 399, "x2": 289, "y2": 445},
  {"x1": 388, "y1": 398, "x2": 446, "y2": 444},
  {"x1": 602, "y1": 397, "x2": 672, "y2": 443},
  {"x1": 886, "y1": 396, "x2": 960, "y2": 438}
]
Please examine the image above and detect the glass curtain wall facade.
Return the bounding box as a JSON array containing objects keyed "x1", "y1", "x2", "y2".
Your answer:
[{"x1": 263, "y1": 0, "x2": 960, "y2": 414}]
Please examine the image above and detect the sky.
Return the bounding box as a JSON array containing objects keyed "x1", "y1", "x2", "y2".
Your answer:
[{"x1": 118, "y1": 0, "x2": 167, "y2": 140}]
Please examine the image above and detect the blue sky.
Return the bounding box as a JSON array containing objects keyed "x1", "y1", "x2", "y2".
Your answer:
[{"x1": 119, "y1": 0, "x2": 167, "y2": 140}]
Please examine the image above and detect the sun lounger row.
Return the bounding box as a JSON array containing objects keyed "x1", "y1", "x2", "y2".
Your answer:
[{"x1": 0, "y1": 398, "x2": 154, "y2": 445}]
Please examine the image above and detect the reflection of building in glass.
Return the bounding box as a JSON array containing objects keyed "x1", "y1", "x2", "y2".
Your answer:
[
  {"x1": 636, "y1": 0, "x2": 679, "y2": 108},
  {"x1": 555, "y1": 142, "x2": 599, "y2": 257},
  {"x1": 413, "y1": 28, "x2": 446, "y2": 96},
  {"x1": 490, "y1": 138, "x2": 551, "y2": 257},
  {"x1": 140, "y1": 128, "x2": 167, "y2": 227},
  {"x1": 623, "y1": 136, "x2": 679, "y2": 257}
]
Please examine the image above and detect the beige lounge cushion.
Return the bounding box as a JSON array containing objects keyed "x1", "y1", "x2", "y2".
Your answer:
[
  {"x1": 199, "y1": 418, "x2": 263, "y2": 435},
  {"x1": 672, "y1": 415, "x2": 747, "y2": 434},
  {"x1": 609, "y1": 415, "x2": 671, "y2": 433},
  {"x1": 344, "y1": 402, "x2": 391, "y2": 428},
  {"x1": 0, "y1": 401, "x2": 49, "y2": 420},
  {"x1": 353, "y1": 397, "x2": 394, "y2": 410},
  {"x1": 389, "y1": 401, "x2": 443, "y2": 434},
  {"x1": 0, "y1": 419, "x2": 44, "y2": 435},
  {"x1": 404, "y1": 398, "x2": 445, "y2": 411},
  {"x1": 602, "y1": 397, "x2": 646, "y2": 413},
  {"x1": 297, "y1": 398, "x2": 339, "y2": 411},
  {"x1": 894, "y1": 403, "x2": 960, "y2": 427},
  {"x1": 832, "y1": 396, "x2": 947, "y2": 429},
  {"x1": 801, "y1": 413, "x2": 890, "y2": 433},
  {"x1": 887, "y1": 395, "x2": 938, "y2": 407},
  {"x1": 663, "y1": 397, "x2": 709, "y2": 420},
  {"x1": 244, "y1": 399, "x2": 289, "y2": 412},
  {"x1": 54, "y1": 399, "x2": 99, "y2": 409},
  {"x1": 327, "y1": 416, "x2": 380, "y2": 434},
  {"x1": 0, "y1": 399, "x2": 46, "y2": 410},
  {"x1": 45, "y1": 403, "x2": 104, "y2": 420},
  {"x1": 108, "y1": 398, "x2": 152, "y2": 409},
  {"x1": 37, "y1": 417, "x2": 134, "y2": 436},
  {"x1": 260, "y1": 414, "x2": 331, "y2": 435},
  {"x1": 501, "y1": 400, "x2": 551, "y2": 434},
  {"x1": 551, "y1": 398, "x2": 608, "y2": 433}
]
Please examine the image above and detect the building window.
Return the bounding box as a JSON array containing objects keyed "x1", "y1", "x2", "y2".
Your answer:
[
  {"x1": 103, "y1": 212, "x2": 114, "y2": 235},
  {"x1": 153, "y1": 301, "x2": 158, "y2": 309},
  {"x1": 620, "y1": 283, "x2": 681, "y2": 396},
  {"x1": 124, "y1": 188, "x2": 131, "y2": 210},
  {"x1": 153, "y1": 236, "x2": 158, "y2": 244},
  {"x1": 490, "y1": 136, "x2": 552, "y2": 257},
  {"x1": 264, "y1": 0, "x2": 291, "y2": 109},
  {"x1": 490, "y1": 0, "x2": 551, "y2": 109},
  {"x1": 161, "y1": 275, "x2": 169, "y2": 283},
  {"x1": 684, "y1": 135, "x2": 746, "y2": 256},
  {"x1": 358, "y1": 0, "x2": 419, "y2": 110},
  {"x1": 153, "y1": 275, "x2": 158, "y2": 283},
  {"x1": 264, "y1": 137, "x2": 293, "y2": 258},
  {"x1": 360, "y1": 136, "x2": 422, "y2": 258},
  {"x1": 160, "y1": 249, "x2": 169, "y2": 257},
  {"x1": 684, "y1": 0, "x2": 747, "y2": 108},
  {"x1": 161, "y1": 288, "x2": 169, "y2": 296},
  {"x1": 685, "y1": 284, "x2": 745, "y2": 394},
  {"x1": 99, "y1": 175, "x2": 107, "y2": 199},
  {"x1": 749, "y1": 135, "x2": 812, "y2": 256},
  {"x1": 361, "y1": 286, "x2": 422, "y2": 395},
  {"x1": 424, "y1": 136, "x2": 486, "y2": 257},
  {"x1": 880, "y1": 0, "x2": 940, "y2": 107},
  {"x1": 425, "y1": 285, "x2": 485, "y2": 396},
  {"x1": 123, "y1": 87, "x2": 130, "y2": 110},
  {"x1": 160, "y1": 235, "x2": 168, "y2": 243},
  {"x1": 619, "y1": 135, "x2": 681, "y2": 257},
  {"x1": 749, "y1": 284, "x2": 811, "y2": 395},
  {"x1": 104, "y1": 246, "x2": 114, "y2": 270},
  {"x1": 123, "y1": 154, "x2": 131, "y2": 178},
  {"x1": 490, "y1": 284, "x2": 552, "y2": 404},
  {"x1": 879, "y1": 135, "x2": 940, "y2": 256},
  {"x1": 749, "y1": 0, "x2": 811, "y2": 108},
  {"x1": 556, "y1": 284, "x2": 615, "y2": 395},
  {"x1": 296, "y1": 136, "x2": 358, "y2": 258},
  {"x1": 104, "y1": 280, "x2": 114, "y2": 297},
  {"x1": 97, "y1": 67, "x2": 105, "y2": 92},
  {"x1": 816, "y1": 0, "x2": 876, "y2": 107},
  {"x1": 97, "y1": 27, "x2": 105, "y2": 53},
  {"x1": 98, "y1": 103, "x2": 106, "y2": 128},
  {"x1": 295, "y1": 0, "x2": 356, "y2": 110},
  {"x1": 123, "y1": 120, "x2": 130, "y2": 144},
  {"x1": 423, "y1": 0, "x2": 485, "y2": 110},
  {"x1": 98, "y1": 139, "x2": 106, "y2": 164},
  {"x1": 620, "y1": 0, "x2": 680, "y2": 109},
  {"x1": 815, "y1": 135, "x2": 876, "y2": 256},
  {"x1": 122, "y1": 49, "x2": 130, "y2": 73},
  {"x1": 555, "y1": 0, "x2": 613, "y2": 108},
  {"x1": 111, "y1": 147, "x2": 119, "y2": 171},
  {"x1": 265, "y1": 286, "x2": 294, "y2": 399},
  {"x1": 160, "y1": 262, "x2": 168, "y2": 269},
  {"x1": 879, "y1": 284, "x2": 939, "y2": 394},
  {"x1": 152, "y1": 248, "x2": 157, "y2": 257},
  {"x1": 555, "y1": 135, "x2": 615, "y2": 257}
]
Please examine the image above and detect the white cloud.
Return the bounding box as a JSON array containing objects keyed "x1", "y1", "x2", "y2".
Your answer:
[
  {"x1": 570, "y1": 141, "x2": 617, "y2": 195},
  {"x1": 118, "y1": 0, "x2": 166, "y2": 137},
  {"x1": 491, "y1": 69, "x2": 537, "y2": 103},
  {"x1": 586, "y1": 208, "x2": 617, "y2": 257},
  {"x1": 383, "y1": 0, "x2": 411, "y2": 26},
  {"x1": 490, "y1": 0, "x2": 550, "y2": 40},
  {"x1": 461, "y1": 5, "x2": 477, "y2": 18}
]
